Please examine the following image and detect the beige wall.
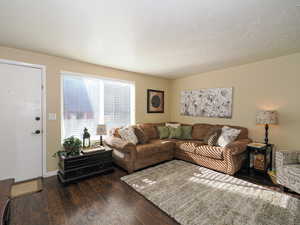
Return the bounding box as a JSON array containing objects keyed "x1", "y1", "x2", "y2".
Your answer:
[
  {"x1": 171, "y1": 53, "x2": 300, "y2": 151},
  {"x1": 0, "y1": 46, "x2": 171, "y2": 172},
  {"x1": 1, "y1": 45, "x2": 299, "y2": 173}
]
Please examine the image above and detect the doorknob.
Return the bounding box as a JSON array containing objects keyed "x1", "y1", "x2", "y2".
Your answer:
[
  {"x1": 35, "y1": 117, "x2": 40, "y2": 121},
  {"x1": 32, "y1": 130, "x2": 41, "y2": 134}
]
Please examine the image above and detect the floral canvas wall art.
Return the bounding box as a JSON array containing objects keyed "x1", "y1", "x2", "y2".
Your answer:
[{"x1": 180, "y1": 88, "x2": 233, "y2": 118}]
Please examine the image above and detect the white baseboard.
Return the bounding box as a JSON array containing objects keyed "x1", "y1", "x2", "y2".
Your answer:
[{"x1": 43, "y1": 170, "x2": 58, "y2": 178}]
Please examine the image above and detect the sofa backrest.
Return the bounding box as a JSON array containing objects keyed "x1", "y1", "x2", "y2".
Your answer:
[
  {"x1": 111, "y1": 122, "x2": 249, "y2": 141},
  {"x1": 137, "y1": 123, "x2": 164, "y2": 140},
  {"x1": 192, "y1": 123, "x2": 214, "y2": 140},
  {"x1": 182, "y1": 123, "x2": 249, "y2": 141},
  {"x1": 191, "y1": 123, "x2": 248, "y2": 140}
]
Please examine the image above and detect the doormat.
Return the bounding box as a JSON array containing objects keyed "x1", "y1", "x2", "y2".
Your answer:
[{"x1": 11, "y1": 178, "x2": 43, "y2": 198}]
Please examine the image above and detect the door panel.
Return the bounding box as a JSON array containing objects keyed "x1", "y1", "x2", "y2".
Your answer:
[{"x1": 0, "y1": 62, "x2": 42, "y2": 182}]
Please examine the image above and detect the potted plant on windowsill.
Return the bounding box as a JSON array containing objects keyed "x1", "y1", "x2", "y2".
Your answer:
[{"x1": 53, "y1": 136, "x2": 82, "y2": 158}]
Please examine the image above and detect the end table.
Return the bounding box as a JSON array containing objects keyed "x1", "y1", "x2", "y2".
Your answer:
[{"x1": 247, "y1": 143, "x2": 274, "y2": 175}]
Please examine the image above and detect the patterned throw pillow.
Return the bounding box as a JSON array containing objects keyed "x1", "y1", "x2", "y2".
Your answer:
[
  {"x1": 134, "y1": 127, "x2": 149, "y2": 144},
  {"x1": 207, "y1": 132, "x2": 220, "y2": 146},
  {"x1": 118, "y1": 126, "x2": 138, "y2": 145},
  {"x1": 180, "y1": 126, "x2": 192, "y2": 140},
  {"x1": 110, "y1": 127, "x2": 121, "y2": 138},
  {"x1": 169, "y1": 127, "x2": 182, "y2": 139},
  {"x1": 203, "y1": 127, "x2": 220, "y2": 144},
  {"x1": 157, "y1": 126, "x2": 170, "y2": 139},
  {"x1": 217, "y1": 126, "x2": 241, "y2": 147}
]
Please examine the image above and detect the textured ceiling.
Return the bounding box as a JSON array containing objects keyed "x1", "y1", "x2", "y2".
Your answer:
[{"x1": 0, "y1": 0, "x2": 300, "y2": 78}]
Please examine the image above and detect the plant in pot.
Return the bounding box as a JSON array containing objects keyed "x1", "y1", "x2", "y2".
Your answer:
[{"x1": 53, "y1": 136, "x2": 82, "y2": 158}]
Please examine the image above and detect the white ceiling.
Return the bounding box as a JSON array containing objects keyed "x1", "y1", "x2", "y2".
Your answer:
[{"x1": 0, "y1": 1, "x2": 300, "y2": 78}]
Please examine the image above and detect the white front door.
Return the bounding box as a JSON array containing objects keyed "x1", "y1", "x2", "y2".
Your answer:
[{"x1": 0, "y1": 62, "x2": 43, "y2": 182}]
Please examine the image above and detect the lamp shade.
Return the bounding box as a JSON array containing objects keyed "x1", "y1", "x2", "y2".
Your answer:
[
  {"x1": 97, "y1": 124, "x2": 107, "y2": 135},
  {"x1": 256, "y1": 110, "x2": 278, "y2": 125}
]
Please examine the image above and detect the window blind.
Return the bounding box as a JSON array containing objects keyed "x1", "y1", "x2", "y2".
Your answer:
[{"x1": 62, "y1": 74, "x2": 133, "y2": 140}]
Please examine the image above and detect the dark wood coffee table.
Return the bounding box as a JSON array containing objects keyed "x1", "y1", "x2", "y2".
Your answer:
[{"x1": 57, "y1": 148, "x2": 114, "y2": 184}]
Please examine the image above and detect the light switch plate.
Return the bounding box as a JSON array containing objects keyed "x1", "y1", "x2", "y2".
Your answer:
[{"x1": 48, "y1": 113, "x2": 57, "y2": 120}]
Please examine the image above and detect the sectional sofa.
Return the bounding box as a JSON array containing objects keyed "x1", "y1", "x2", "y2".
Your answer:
[{"x1": 105, "y1": 123, "x2": 251, "y2": 175}]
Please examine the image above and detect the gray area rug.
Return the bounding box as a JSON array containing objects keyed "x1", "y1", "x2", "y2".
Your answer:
[{"x1": 121, "y1": 160, "x2": 300, "y2": 225}]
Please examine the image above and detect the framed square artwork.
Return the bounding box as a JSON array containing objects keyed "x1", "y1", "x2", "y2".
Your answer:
[{"x1": 147, "y1": 89, "x2": 164, "y2": 113}]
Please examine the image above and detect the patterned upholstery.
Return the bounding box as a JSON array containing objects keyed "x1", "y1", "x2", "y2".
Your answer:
[
  {"x1": 175, "y1": 139, "x2": 249, "y2": 174},
  {"x1": 175, "y1": 151, "x2": 228, "y2": 174},
  {"x1": 106, "y1": 123, "x2": 251, "y2": 174},
  {"x1": 276, "y1": 151, "x2": 300, "y2": 194},
  {"x1": 118, "y1": 126, "x2": 138, "y2": 144},
  {"x1": 206, "y1": 131, "x2": 220, "y2": 146},
  {"x1": 175, "y1": 140, "x2": 204, "y2": 153},
  {"x1": 194, "y1": 145, "x2": 224, "y2": 160}
]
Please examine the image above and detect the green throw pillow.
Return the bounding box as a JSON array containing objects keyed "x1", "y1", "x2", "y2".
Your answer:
[
  {"x1": 169, "y1": 127, "x2": 182, "y2": 139},
  {"x1": 157, "y1": 126, "x2": 170, "y2": 139},
  {"x1": 180, "y1": 126, "x2": 192, "y2": 139}
]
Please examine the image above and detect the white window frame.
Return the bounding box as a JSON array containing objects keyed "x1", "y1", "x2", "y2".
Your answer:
[{"x1": 60, "y1": 71, "x2": 135, "y2": 141}]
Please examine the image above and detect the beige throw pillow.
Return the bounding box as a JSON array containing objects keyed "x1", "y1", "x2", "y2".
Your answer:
[
  {"x1": 118, "y1": 126, "x2": 138, "y2": 145},
  {"x1": 217, "y1": 126, "x2": 241, "y2": 147}
]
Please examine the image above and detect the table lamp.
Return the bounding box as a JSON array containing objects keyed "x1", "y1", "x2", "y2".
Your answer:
[
  {"x1": 97, "y1": 124, "x2": 107, "y2": 147},
  {"x1": 256, "y1": 110, "x2": 278, "y2": 145}
]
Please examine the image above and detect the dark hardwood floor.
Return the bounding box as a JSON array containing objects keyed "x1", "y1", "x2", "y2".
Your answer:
[
  {"x1": 10, "y1": 167, "x2": 179, "y2": 225},
  {"x1": 10, "y1": 164, "x2": 299, "y2": 225},
  {"x1": 235, "y1": 169, "x2": 300, "y2": 199}
]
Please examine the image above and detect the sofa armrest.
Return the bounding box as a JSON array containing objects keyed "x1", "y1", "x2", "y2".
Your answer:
[
  {"x1": 276, "y1": 151, "x2": 300, "y2": 168},
  {"x1": 104, "y1": 136, "x2": 136, "y2": 153},
  {"x1": 225, "y1": 139, "x2": 252, "y2": 155}
]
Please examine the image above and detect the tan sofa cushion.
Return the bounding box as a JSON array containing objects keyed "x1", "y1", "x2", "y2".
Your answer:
[
  {"x1": 175, "y1": 140, "x2": 204, "y2": 153},
  {"x1": 149, "y1": 139, "x2": 175, "y2": 146},
  {"x1": 136, "y1": 139, "x2": 174, "y2": 158},
  {"x1": 176, "y1": 140, "x2": 224, "y2": 160},
  {"x1": 192, "y1": 124, "x2": 215, "y2": 140},
  {"x1": 138, "y1": 124, "x2": 158, "y2": 140},
  {"x1": 194, "y1": 145, "x2": 224, "y2": 160}
]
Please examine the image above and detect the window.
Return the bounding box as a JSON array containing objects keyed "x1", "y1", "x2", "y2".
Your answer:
[{"x1": 62, "y1": 73, "x2": 134, "y2": 140}]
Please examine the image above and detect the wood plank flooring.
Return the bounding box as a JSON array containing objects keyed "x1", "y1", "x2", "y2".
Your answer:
[
  {"x1": 10, "y1": 164, "x2": 299, "y2": 225},
  {"x1": 10, "y1": 167, "x2": 179, "y2": 225}
]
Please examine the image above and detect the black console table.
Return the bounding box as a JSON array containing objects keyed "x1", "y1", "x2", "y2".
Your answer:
[{"x1": 57, "y1": 148, "x2": 113, "y2": 184}]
